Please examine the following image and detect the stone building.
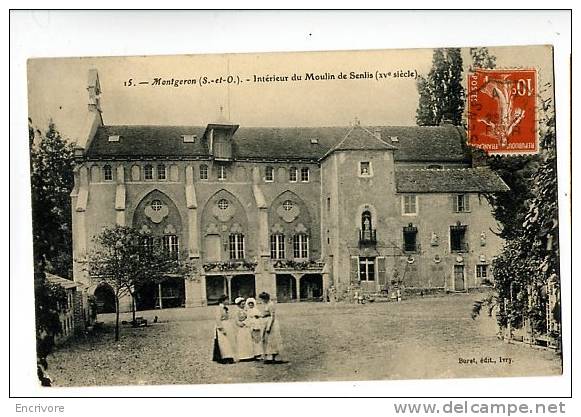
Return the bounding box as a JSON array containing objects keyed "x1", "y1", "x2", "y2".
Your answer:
[
  {"x1": 72, "y1": 70, "x2": 509, "y2": 312},
  {"x1": 45, "y1": 273, "x2": 91, "y2": 343}
]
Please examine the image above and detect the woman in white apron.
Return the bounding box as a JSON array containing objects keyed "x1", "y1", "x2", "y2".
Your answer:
[
  {"x1": 233, "y1": 297, "x2": 255, "y2": 361},
  {"x1": 212, "y1": 294, "x2": 236, "y2": 364}
]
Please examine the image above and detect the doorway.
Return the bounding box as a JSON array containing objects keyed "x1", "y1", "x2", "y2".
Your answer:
[{"x1": 453, "y1": 265, "x2": 465, "y2": 291}]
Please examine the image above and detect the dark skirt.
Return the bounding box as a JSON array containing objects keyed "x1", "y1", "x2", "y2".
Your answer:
[{"x1": 212, "y1": 330, "x2": 222, "y2": 362}]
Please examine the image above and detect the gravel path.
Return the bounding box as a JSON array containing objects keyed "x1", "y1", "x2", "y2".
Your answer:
[{"x1": 48, "y1": 293, "x2": 562, "y2": 387}]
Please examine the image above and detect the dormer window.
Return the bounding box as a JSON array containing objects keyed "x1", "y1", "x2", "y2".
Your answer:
[
  {"x1": 182, "y1": 134, "x2": 196, "y2": 143},
  {"x1": 390, "y1": 136, "x2": 399, "y2": 143},
  {"x1": 310, "y1": 138, "x2": 319, "y2": 144},
  {"x1": 108, "y1": 135, "x2": 120, "y2": 142},
  {"x1": 103, "y1": 165, "x2": 113, "y2": 181},
  {"x1": 265, "y1": 166, "x2": 274, "y2": 182}
]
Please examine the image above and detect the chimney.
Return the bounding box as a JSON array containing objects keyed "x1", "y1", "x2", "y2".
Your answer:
[{"x1": 373, "y1": 128, "x2": 382, "y2": 140}]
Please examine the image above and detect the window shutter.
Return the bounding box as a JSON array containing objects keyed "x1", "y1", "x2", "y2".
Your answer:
[
  {"x1": 350, "y1": 256, "x2": 359, "y2": 283},
  {"x1": 465, "y1": 194, "x2": 470, "y2": 211},
  {"x1": 450, "y1": 194, "x2": 457, "y2": 212},
  {"x1": 377, "y1": 257, "x2": 387, "y2": 286}
]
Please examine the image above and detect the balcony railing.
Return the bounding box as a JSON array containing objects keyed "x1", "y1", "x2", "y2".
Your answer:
[
  {"x1": 359, "y1": 228, "x2": 377, "y2": 245},
  {"x1": 272, "y1": 259, "x2": 325, "y2": 271},
  {"x1": 203, "y1": 260, "x2": 257, "y2": 272}
]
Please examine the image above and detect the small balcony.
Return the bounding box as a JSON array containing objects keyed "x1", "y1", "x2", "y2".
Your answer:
[{"x1": 359, "y1": 228, "x2": 377, "y2": 246}]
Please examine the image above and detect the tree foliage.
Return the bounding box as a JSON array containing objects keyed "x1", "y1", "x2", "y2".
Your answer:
[
  {"x1": 30, "y1": 120, "x2": 76, "y2": 386},
  {"x1": 469, "y1": 47, "x2": 497, "y2": 71},
  {"x1": 487, "y1": 106, "x2": 560, "y2": 341},
  {"x1": 30, "y1": 121, "x2": 75, "y2": 278},
  {"x1": 416, "y1": 48, "x2": 465, "y2": 126},
  {"x1": 87, "y1": 225, "x2": 188, "y2": 340}
]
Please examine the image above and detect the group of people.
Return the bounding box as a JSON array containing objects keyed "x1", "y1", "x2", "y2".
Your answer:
[{"x1": 212, "y1": 291, "x2": 284, "y2": 365}]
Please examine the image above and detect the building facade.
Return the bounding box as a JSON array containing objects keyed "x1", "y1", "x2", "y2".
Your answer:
[{"x1": 72, "y1": 71, "x2": 509, "y2": 312}]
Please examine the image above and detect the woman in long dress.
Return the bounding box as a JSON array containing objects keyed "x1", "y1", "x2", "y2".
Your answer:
[
  {"x1": 244, "y1": 297, "x2": 264, "y2": 360},
  {"x1": 233, "y1": 297, "x2": 255, "y2": 361},
  {"x1": 258, "y1": 292, "x2": 284, "y2": 364},
  {"x1": 212, "y1": 294, "x2": 236, "y2": 364}
]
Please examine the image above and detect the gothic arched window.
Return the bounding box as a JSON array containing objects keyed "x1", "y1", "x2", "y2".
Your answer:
[{"x1": 103, "y1": 164, "x2": 113, "y2": 181}]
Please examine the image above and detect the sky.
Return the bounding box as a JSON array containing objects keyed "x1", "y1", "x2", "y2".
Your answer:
[{"x1": 27, "y1": 45, "x2": 554, "y2": 147}]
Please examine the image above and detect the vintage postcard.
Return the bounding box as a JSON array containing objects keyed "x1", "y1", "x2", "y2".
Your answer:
[{"x1": 27, "y1": 45, "x2": 562, "y2": 387}]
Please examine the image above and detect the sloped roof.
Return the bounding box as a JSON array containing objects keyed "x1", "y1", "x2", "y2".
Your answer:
[
  {"x1": 46, "y1": 273, "x2": 84, "y2": 289},
  {"x1": 85, "y1": 124, "x2": 470, "y2": 163},
  {"x1": 395, "y1": 167, "x2": 510, "y2": 193},
  {"x1": 322, "y1": 125, "x2": 398, "y2": 158}
]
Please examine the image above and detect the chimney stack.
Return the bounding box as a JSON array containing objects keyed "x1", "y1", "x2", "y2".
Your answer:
[{"x1": 373, "y1": 128, "x2": 382, "y2": 140}]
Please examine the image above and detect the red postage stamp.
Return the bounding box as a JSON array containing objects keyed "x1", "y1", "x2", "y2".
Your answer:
[{"x1": 467, "y1": 69, "x2": 538, "y2": 154}]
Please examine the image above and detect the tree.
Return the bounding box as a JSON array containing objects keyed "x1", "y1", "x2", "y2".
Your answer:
[
  {"x1": 30, "y1": 120, "x2": 76, "y2": 386},
  {"x1": 473, "y1": 101, "x2": 561, "y2": 348},
  {"x1": 416, "y1": 48, "x2": 465, "y2": 126},
  {"x1": 87, "y1": 225, "x2": 185, "y2": 341},
  {"x1": 30, "y1": 121, "x2": 75, "y2": 278},
  {"x1": 469, "y1": 47, "x2": 497, "y2": 71}
]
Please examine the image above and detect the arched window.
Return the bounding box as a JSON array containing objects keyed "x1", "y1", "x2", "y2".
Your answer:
[
  {"x1": 144, "y1": 165, "x2": 153, "y2": 180},
  {"x1": 265, "y1": 166, "x2": 274, "y2": 182},
  {"x1": 200, "y1": 164, "x2": 208, "y2": 180},
  {"x1": 103, "y1": 164, "x2": 113, "y2": 181},
  {"x1": 361, "y1": 210, "x2": 372, "y2": 231},
  {"x1": 270, "y1": 233, "x2": 285, "y2": 259},
  {"x1": 293, "y1": 234, "x2": 309, "y2": 259},
  {"x1": 229, "y1": 233, "x2": 245, "y2": 259},
  {"x1": 157, "y1": 164, "x2": 166, "y2": 180},
  {"x1": 289, "y1": 166, "x2": 298, "y2": 182}
]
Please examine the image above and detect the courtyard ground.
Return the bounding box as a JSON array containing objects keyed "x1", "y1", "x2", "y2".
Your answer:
[{"x1": 48, "y1": 293, "x2": 562, "y2": 387}]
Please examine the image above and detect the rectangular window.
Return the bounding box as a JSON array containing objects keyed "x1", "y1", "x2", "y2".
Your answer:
[
  {"x1": 360, "y1": 161, "x2": 371, "y2": 176},
  {"x1": 455, "y1": 194, "x2": 470, "y2": 212},
  {"x1": 403, "y1": 226, "x2": 418, "y2": 252},
  {"x1": 265, "y1": 166, "x2": 274, "y2": 182},
  {"x1": 289, "y1": 167, "x2": 298, "y2": 182},
  {"x1": 229, "y1": 234, "x2": 245, "y2": 259},
  {"x1": 293, "y1": 234, "x2": 309, "y2": 259},
  {"x1": 162, "y1": 235, "x2": 179, "y2": 259},
  {"x1": 450, "y1": 225, "x2": 468, "y2": 252},
  {"x1": 200, "y1": 164, "x2": 208, "y2": 180},
  {"x1": 300, "y1": 167, "x2": 310, "y2": 182},
  {"x1": 402, "y1": 195, "x2": 417, "y2": 215},
  {"x1": 476, "y1": 264, "x2": 488, "y2": 279},
  {"x1": 144, "y1": 165, "x2": 153, "y2": 180},
  {"x1": 359, "y1": 257, "x2": 376, "y2": 281},
  {"x1": 157, "y1": 164, "x2": 166, "y2": 180},
  {"x1": 218, "y1": 165, "x2": 227, "y2": 180},
  {"x1": 270, "y1": 234, "x2": 285, "y2": 259},
  {"x1": 141, "y1": 236, "x2": 154, "y2": 253}
]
